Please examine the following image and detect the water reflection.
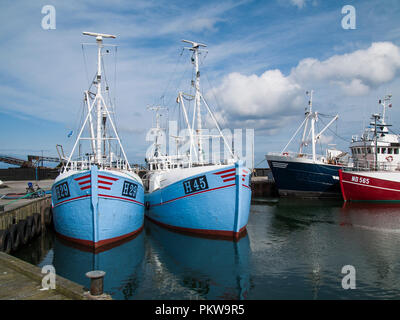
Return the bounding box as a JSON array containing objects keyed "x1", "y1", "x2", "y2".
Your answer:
[
  {"x1": 340, "y1": 202, "x2": 400, "y2": 292},
  {"x1": 340, "y1": 202, "x2": 400, "y2": 232},
  {"x1": 10, "y1": 202, "x2": 400, "y2": 299},
  {"x1": 13, "y1": 229, "x2": 55, "y2": 267},
  {"x1": 53, "y1": 231, "x2": 145, "y2": 300},
  {"x1": 146, "y1": 220, "x2": 251, "y2": 300}
]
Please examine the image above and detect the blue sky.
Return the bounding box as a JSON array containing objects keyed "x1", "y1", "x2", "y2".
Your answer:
[{"x1": 1, "y1": 0, "x2": 400, "y2": 168}]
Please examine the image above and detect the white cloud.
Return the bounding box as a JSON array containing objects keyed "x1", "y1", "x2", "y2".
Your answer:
[
  {"x1": 290, "y1": 0, "x2": 307, "y2": 9},
  {"x1": 207, "y1": 42, "x2": 400, "y2": 132},
  {"x1": 282, "y1": 0, "x2": 317, "y2": 9},
  {"x1": 207, "y1": 69, "x2": 304, "y2": 131},
  {"x1": 334, "y1": 79, "x2": 370, "y2": 97},
  {"x1": 291, "y1": 42, "x2": 400, "y2": 93}
]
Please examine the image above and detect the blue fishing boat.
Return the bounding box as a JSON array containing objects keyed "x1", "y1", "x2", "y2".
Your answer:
[
  {"x1": 51, "y1": 32, "x2": 144, "y2": 249},
  {"x1": 266, "y1": 91, "x2": 349, "y2": 198},
  {"x1": 143, "y1": 40, "x2": 251, "y2": 240}
]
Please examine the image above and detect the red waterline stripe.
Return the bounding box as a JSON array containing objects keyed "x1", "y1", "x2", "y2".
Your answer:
[
  {"x1": 151, "y1": 183, "x2": 236, "y2": 207},
  {"x1": 78, "y1": 180, "x2": 91, "y2": 185},
  {"x1": 223, "y1": 178, "x2": 236, "y2": 183},
  {"x1": 221, "y1": 173, "x2": 236, "y2": 179},
  {"x1": 54, "y1": 194, "x2": 91, "y2": 207},
  {"x1": 81, "y1": 185, "x2": 91, "y2": 190},
  {"x1": 98, "y1": 175, "x2": 119, "y2": 181},
  {"x1": 242, "y1": 169, "x2": 249, "y2": 174},
  {"x1": 98, "y1": 180, "x2": 113, "y2": 185},
  {"x1": 98, "y1": 194, "x2": 144, "y2": 206},
  {"x1": 74, "y1": 174, "x2": 90, "y2": 181},
  {"x1": 98, "y1": 186, "x2": 111, "y2": 190},
  {"x1": 242, "y1": 184, "x2": 251, "y2": 190},
  {"x1": 146, "y1": 216, "x2": 247, "y2": 241},
  {"x1": 213, "y1": 168, "x2": 235, "y2": 175},
  {"x1": 55, "y1": 224, "x2": 144, "y2": 250}
]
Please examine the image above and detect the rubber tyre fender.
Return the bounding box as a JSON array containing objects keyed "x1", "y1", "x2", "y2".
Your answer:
[
  {"x1": 44, "y1": 207, "x2": 52, "y2": 226},
  {"x1": 26, "y1": 216, "x2": 36, "y2": 240},
  {"x1": 9, "y1": 224, "x2": 21, "y2": 252},
  {"x1": 17, "y1": 219, "x2": 29, "y2": 245},
  {"x1": 33, "y1": 213, "x2": 42, "y2": 236},
  {"x1": 0, "y1": 229, "x2": 11, "y2": 254}
]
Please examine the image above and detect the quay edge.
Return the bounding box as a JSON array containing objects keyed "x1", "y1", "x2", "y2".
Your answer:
[{"x1": 0, "y1": 251, "x2": 88, "y2": 300}]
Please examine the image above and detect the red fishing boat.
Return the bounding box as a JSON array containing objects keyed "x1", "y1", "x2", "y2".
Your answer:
[{"x1": 340, "y1": 95, "x2": 400, "y2": 202}]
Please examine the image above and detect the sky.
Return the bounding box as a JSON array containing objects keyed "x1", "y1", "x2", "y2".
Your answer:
[{"x1": 1, "y1": 0, "x2": 400, "y2": 168}]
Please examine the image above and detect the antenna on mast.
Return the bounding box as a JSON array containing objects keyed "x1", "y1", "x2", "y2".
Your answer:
[
  {"x1": 379, "y1": 94, "x2": 392, "y2": 126},
  {"x1": 82, "y1": 32, "x2": 117, "y2": 40},
  {"x1": 181, "y1": 39, "x2": 207, "y2": 49}
]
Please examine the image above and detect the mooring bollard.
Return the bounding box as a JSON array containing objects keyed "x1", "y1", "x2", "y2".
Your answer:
[{"x1": 85, "y1": 270, "x2": 106, "y2": 296}]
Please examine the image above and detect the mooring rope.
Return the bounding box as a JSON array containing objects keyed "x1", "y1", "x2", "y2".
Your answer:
[{"x1": 1, "y1": 189, "x2": 47, "y2": 207}]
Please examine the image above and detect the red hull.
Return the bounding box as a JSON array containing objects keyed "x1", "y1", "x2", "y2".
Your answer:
[{"x1": 339, "y1": 169, "x2": 400, "y2": 202}]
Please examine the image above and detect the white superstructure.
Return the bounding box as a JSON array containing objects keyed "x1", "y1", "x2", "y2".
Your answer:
[{"x1": 350, "y1": 95, "x2": 400, "y2": 171}]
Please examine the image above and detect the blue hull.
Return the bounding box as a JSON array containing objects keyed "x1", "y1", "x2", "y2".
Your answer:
[
  {"x1": 51, "y1": 165, "x2": 144, "y2": 248},
  {"x1": 267, "y1": 159, "x2": 343, "y2": 198},
  {"x1": 145, "y1": 161, "x2": 251, "y2": 239}
]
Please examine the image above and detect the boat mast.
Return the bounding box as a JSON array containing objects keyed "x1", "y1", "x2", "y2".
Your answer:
[
  {"x1": 182, "y1": 40, "x2": 207, "y2": 164},
  {"x1": 380, "y1": 94, "x2": 392, "y2": 129},
  {"x1": 371, "y1": 113, "x2": 380, "y2": 170},
  {"x1": 309, "y1": 91, "x2": 317, "y2": 162},
  {"x1": 147, "y1": 105, "x2": 167, "y2": 158},
  {"x1": 64, "y1": 32, "x2": 133, "y2": 172},
  {"x1": 299, "y1": 90, "x2": 317, "y2": 161},
  {"x1": 83, "y1": 32, "x2": 116, "y2": 166}
]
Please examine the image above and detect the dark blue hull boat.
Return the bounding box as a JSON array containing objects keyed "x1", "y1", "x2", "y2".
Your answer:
[{"x1": 267, "y1": 155, "x2": 344, "y2": 199}]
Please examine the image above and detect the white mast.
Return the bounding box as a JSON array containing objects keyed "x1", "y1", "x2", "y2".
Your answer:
[
  {"x1": 64, "y1": 32, "x2": 133, "y2": 172},
  {"x1": 182, "y1": 40, "x2": 207, "y2": 164},
  {"x1": 299, "y1": 90, "x2": 313, "y2": 154},
  {"x1": 380, "y1": 94, "x2": 392, "y2": 130},
  {"x1": 309, "y1": 91, "x2": 316, "y2": 162},
  {"x1": 303, "y1": 90, "x2": 317, "y2": 162},
  {"x1": 83, "y1": 32, "x2": 116, "y2": 165},
  {"x1": 147, "y1": 105, "x2": 167, "y2": 158}
]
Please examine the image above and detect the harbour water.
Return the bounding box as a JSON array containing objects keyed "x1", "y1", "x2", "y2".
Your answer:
[{"x1": 12, "y1": 200, "x2": 400, "y2": 300}]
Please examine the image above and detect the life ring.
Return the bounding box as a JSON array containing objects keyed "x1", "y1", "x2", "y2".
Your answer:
[
  {"x1": 386, "y1": 155, "x2": 393, "y2": 162},
  {"x1": 283, "y1": 152, "x2": 289, "y2": 156}
]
